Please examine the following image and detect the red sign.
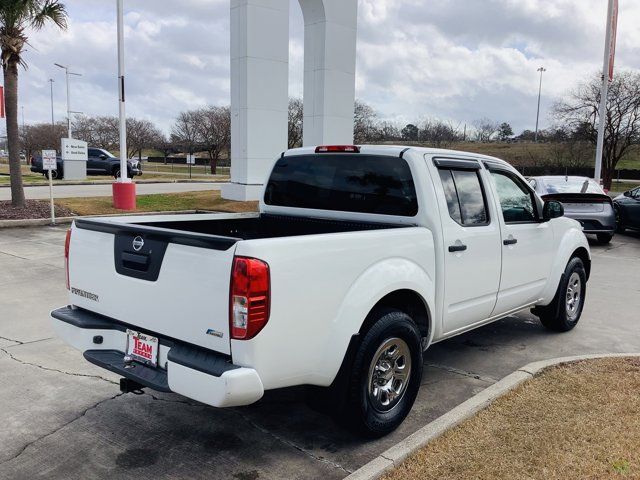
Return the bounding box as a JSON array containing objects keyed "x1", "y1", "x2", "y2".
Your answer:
[
  {"x1": 0, "y1": 86, "x2": 4, "y2": 118},
  {"x1": 608, "y1": 0, "x2": 618, "y2": 81}
]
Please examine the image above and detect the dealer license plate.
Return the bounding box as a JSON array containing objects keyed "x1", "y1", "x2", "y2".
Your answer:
[{"x1": 126, "y1": 329, "x2": 159, "y2": 367}]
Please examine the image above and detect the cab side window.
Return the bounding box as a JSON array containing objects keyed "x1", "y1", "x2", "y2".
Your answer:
[
  {"x1": 438, "y1": 168, "x2": 489, "y2": 226},
  {"x1": 490, "y1": 170, "x2": 537, "y2": 223}
]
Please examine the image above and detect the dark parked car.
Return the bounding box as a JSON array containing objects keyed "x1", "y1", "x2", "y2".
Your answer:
[
  {"x1": 528, "y1": 176, "x2": 616, "y2": 244},
  {"x1": 31, "y1": 147, "x2": 142, "y2": 179},
  {"x1": 613, "y1": 186, "x2": 640, "y2": 233}
]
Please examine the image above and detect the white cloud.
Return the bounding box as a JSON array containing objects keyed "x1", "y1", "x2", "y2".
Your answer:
[{"x1": 11, "y1": 0, "x2": 640, "y2": 138}]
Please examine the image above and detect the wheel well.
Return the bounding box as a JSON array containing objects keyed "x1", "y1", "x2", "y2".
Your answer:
[
  {"x1": 572, "y1": 247, "x2": 591, "y2": 280},
  {"x1": 361, "y1": 289, "x2": 431, "y2": 339}
]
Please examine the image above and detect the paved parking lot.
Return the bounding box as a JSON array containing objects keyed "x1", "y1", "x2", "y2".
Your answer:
[{"x1": 0, "y1": 225, "x2": 639, "y2": 480}]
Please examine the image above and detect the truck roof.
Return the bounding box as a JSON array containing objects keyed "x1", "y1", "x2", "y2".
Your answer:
[{"x1": 283, "y1": 144, "x2": 512, "y2": 168}]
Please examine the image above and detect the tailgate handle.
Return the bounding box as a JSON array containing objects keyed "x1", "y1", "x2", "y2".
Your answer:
[{"x1": 122, "y1": 252, "x2": 150, "y2": 271}]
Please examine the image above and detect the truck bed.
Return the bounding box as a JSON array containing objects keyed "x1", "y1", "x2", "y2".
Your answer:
[{"x1": 135, "y1": 213, "x2": 406, "y2": 240}]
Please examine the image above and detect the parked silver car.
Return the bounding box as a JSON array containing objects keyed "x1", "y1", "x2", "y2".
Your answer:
[{"x1": 528, "y1": 176, "x2": 615, "y2": 244}]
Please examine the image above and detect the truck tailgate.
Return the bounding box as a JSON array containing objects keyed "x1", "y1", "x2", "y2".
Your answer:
[{"x1": 68, "y1": 219, "x2": 239, "y2": 354}]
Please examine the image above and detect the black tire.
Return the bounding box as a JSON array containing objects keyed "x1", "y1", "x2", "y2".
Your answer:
[
  {"x1": 342, "y1": 309, "x2": 423, "y2": 437},
  {"x1": 533, "y1": 257, "x2": 587, "y2": 332},
  {"x1": 596, "y1": 233, "x2": 613, "y2": 244},
  {"x1": 113, "y1": 168, "x2": 121, "y2": 179},
  {"x1": 615, "y1": 206, "x2": 626, "y2": 234}
]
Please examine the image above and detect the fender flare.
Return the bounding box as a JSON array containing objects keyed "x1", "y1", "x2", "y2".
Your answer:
[
  {"x1": 539, "y1": 226, "x2": 590, "y2": 305},
  {"x1": 319, "y1": 257, "x2": 435, "y2": 385}
]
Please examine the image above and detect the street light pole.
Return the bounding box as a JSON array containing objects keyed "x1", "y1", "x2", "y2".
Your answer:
[
  {"x1": 117, "y1": 0, "x2": 128, "y2": 184},
  {"x1": 54, "y1": 63, "x2": 82, "y2": 138},
  {"x1": 48, "y1": 78, "x2": 55, "y2": 126},
  {"x1": 111, "y1": 0, "x2": 136, "y2": 210},
  {"x1": 534, "y1": 66, "x2": 546, "y2": 142}
]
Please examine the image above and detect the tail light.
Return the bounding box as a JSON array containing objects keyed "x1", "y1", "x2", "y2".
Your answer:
[
  {"x1": 315, "y1": 145, "x2": 360, "y2": 153},
  {"x1": 230, "y1": 256, "x2": 270, "y2": 340},
  {"x1": 64, "y1": 229, "x2": 71, "y2": 290}
]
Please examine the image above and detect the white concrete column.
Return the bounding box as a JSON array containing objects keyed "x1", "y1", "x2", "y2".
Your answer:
[
  {"x1": 223, "y1": 0, "x2": 290, "y2": 201},
  {"x1": 299, "y1": 0, "x2": 358, "y2": 146}
]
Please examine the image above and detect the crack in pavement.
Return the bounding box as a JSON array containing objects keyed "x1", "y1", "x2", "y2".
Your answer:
[
  {"x1": 0, "y1": 334, "x2": 26, "y2": 344},
  {"x1": 0, "y1": 392, "x2": 124, "y2": 466},
  {"x1": 0, "y1": 347, "x2": 118, "y2": 385},
  {"x1": 424, "y1": 362, "x2": 497, "y2": 384},
  {"x1": 230, "y1": 408, "x2": 353, "y2": 475}
]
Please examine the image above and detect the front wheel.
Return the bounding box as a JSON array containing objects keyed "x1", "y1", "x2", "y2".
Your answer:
[
  {"x1": 533, "y1": 257, "x2": 587, "y2": 332},
  {"x1": 596, "y1": 233, "x2": 613, "y2": 244},
  {"x1": 344, "y1": 309, "x2": 423, "y2": 437}
]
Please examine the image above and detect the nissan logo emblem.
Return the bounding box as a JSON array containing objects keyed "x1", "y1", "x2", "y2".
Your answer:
[{"x1": 132, "y1": 236, "x2": 144, "y2": 252}]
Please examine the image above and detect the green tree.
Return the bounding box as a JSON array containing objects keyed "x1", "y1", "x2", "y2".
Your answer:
[
  {"x1": 401, "y1": 124, "x2": 419, "y2": 141},
  {"x1": 1, "y1": 0, "x2": 68, "y2": 207},
  {"x1": 498, "y1": 122, "x2": 513, "y2": 141}
]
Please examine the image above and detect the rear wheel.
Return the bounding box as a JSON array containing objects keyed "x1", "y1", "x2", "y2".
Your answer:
[
  {"x1": 596, "y1": 233, "x2": 613, "y2": 244},
  {"x1": 343, "y1": 309, "x2": 423, "y2": 437},
  {"x1": 533, "y1": 257, "x2": 586, "y2": 332}
]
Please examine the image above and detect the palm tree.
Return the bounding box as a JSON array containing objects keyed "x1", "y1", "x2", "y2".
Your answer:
[{"x1": 1, "y1": 0, "x2": 67, "y2": 207}]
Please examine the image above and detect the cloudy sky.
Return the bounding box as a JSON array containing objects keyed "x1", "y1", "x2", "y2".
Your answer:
[{"x1": 15, "y1": 0, "x2": 640, "y2": 136}]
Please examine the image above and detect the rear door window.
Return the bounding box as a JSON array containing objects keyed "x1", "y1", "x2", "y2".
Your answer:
[
  {"x1": 264, "y1": 154, "x2": 418, "y2": 216},
  {"x1": 438, "y1": 168, "x2": 489, "y2": 226}
]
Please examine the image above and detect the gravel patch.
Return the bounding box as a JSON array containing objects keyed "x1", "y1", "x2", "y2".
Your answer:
[{"x1": 0, "y1": 200, "x2": 76, "y2": 220}]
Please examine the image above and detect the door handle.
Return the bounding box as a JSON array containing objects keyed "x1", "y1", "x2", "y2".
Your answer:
[
  {"x1": 448, "y1": 244, "x2": 468, "y2": 252},
  {"x1": 503, "y1": 238, "x2": 518, "y2": 246}
]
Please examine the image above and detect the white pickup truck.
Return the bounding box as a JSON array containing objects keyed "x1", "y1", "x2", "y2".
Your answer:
[{"x1": 52, "y1": 145, "x2": 590, "y2": 436}]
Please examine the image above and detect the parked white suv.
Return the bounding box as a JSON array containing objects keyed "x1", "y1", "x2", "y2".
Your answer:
[{"x1": 51, "y1": 145, "x2": 590, "y2": 436}]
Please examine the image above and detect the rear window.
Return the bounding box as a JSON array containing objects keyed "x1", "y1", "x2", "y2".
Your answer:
[
  {"x1": 542, "y1": 178, "x2": 604, "y2": 194},
  {"x1": 264, "y1": 154, "x2": 418, "y2": 216}
]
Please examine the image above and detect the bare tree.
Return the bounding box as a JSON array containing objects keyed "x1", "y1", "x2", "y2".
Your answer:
[
  {"x1": 473, "y1": 118, "x2": 500, "y2": 142},
  {"x1": 73, "y1": 115, "x2": 119, "y2": 151},
  {"x1": 20, "y1": 122, "x2": 67, "y2": 158},
  {"x1": 127, "y1": 118, "x2": 163, "y2": 160},
  {"x1": 171, "y1": 110, "x2": 200, "y2": 154},
  {"x1": 354, "y1": 100, "x2": 378, "y2": 144},
  {"x1": 553, "y1": 70, "x2": 640, "y2": 188},
  {"x1": 195, "y1": 106, "x2": 231, "y2": 174},
  {"x1": 420, "y1": 119, "x2": 462, "y2": 148},
  {"x1": 288, "y1": 97, "x2": 303, "y2": 148}
]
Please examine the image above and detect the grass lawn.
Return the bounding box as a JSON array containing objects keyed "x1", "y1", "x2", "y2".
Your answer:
[
  {"x1": 0, "y1": 164, "x2": 228, "y2": 184},
  {"x1": 55, "y1": 190, "x2": 258, "y2": 216},
  {"x1": 142, "y1": 162, "x2": 230, "y2": 176},
  {"x1": 383, "y1": 357, "x2": 640, "y2": 480},
  {"x1": 609, "y1": 181, "x2": 640, "y2": 193}
]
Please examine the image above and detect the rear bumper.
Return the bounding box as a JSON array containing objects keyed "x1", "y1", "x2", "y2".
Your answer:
[
  {"x1": 50, "y1": 306, "x2": 264, "y2": 407},
  {"x1": 563, "y1": 211, "x2": 616, "y2": 234}
]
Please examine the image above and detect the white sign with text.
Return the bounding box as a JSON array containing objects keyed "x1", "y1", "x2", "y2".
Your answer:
[
  {"x1": 42, "y1": 150, "x2": 57, "y2": 170},
  {"x1": 61, "y1": 138, "x2": 88, "y2": 161}
]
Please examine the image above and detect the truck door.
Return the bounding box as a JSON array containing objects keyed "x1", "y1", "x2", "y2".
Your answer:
[
  {"x1": 433, "y1": 159, "x2": 502, "y2": 335},
  {"x1": 486, "y1": 164, "x2": 554, "y2": 314}
]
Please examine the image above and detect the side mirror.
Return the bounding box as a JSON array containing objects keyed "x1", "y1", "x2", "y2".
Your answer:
[
  {"x1": 99, "y1": 154, "x2": 108, "y2": 160},
  {"x1": 623, "y1": 190, "x2": 631, "y2": 197},
  {"x1": 542, "y1": 200, "x2": 564, "y2": 221}
]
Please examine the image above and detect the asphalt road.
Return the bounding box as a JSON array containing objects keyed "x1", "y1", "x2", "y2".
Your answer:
[
  {"x1": 0, "y1": 225, "x2": 639, "y2": 479},
  {"x1": 0, "y1": 182, "x2": 224, "y2": 201}
]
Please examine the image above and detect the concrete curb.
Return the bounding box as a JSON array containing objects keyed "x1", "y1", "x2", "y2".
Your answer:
[
  {"x1": 0, "y1": 209, "x2": 220, "y2": 228},
  {"x1": 346, "y1": 352, "x2": 640, "y2": 480}
]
